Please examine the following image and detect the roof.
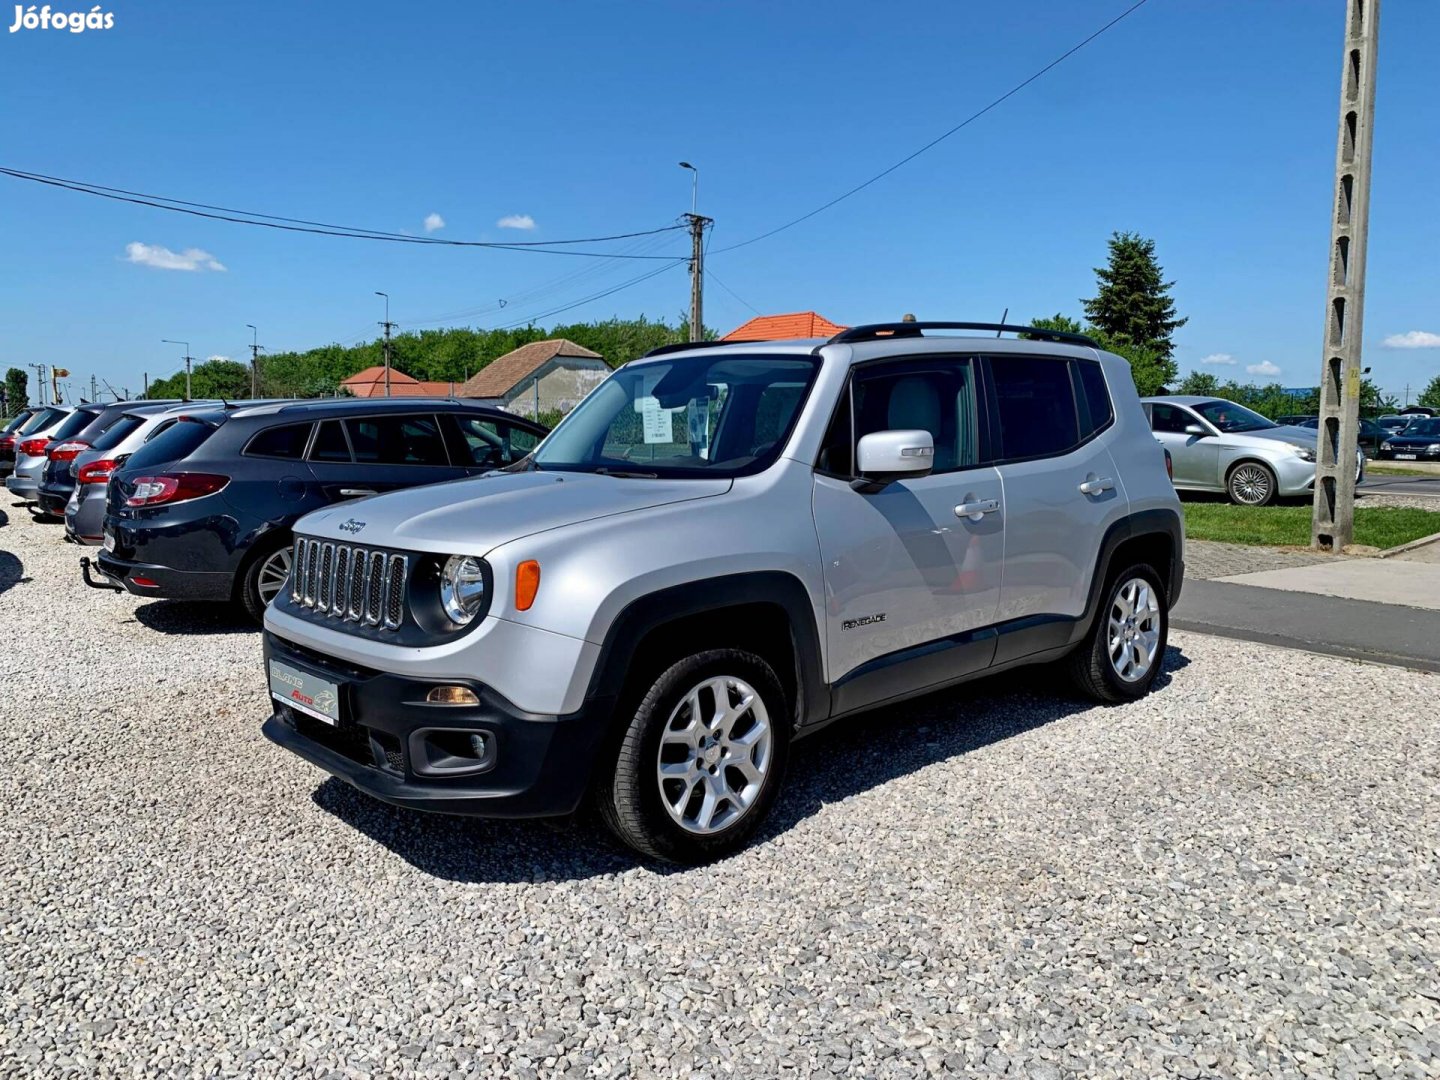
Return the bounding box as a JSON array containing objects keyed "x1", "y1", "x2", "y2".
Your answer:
[
  {"x1": 721, "y1": 312, "x2": 848, "y2": 341},
  {"x1": 457, "y1": 339, "x2": 605, "y2": 398}
]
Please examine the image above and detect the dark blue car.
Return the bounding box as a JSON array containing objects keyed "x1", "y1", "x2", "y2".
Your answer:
[
  {"x1": 87, "y1": 398, "x2": 547, "y2": 621},
  {"x1": 1377, "y1": 416, "x2": 1440, "y2": 463}
]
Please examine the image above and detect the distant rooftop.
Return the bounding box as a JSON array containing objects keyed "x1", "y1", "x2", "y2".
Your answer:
[{"x1": 720, "y1": 311, "x2": 847, "y2": 342}]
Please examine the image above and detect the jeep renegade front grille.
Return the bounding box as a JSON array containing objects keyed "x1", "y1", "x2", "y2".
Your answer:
[{"x1": 290, "y1": 536, "x2": 408, "y2": 630}]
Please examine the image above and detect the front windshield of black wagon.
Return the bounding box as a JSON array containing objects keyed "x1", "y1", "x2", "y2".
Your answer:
[{"x1": 533, "y1": 354, "x2": 820, "y2": 477}]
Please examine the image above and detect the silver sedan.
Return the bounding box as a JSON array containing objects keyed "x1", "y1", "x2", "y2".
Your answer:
[{"x1": 1141, "y1": 396, "x2": 1362, "y2": 506}]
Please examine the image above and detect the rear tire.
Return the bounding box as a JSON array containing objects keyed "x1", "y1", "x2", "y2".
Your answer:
[
  {"x1": 597, "y1": 649, "x2": 790, "y2": 864},
  {"x1": 1067, "y1": 563, "x2": 1169, "y2": 703},
  {"x1": 239, "y1": 538, "x2": 293, "y2": 625}
]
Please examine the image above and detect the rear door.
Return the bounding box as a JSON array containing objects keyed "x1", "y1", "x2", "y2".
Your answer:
[
  {"x1": 304, "y1": 412, "x2": 466, "y2": 505},
  {"x1": 985, "y1": 354, "x2": 1129, "y2": 635},
  {"x1": 813, "y1": 355, "x2": 1004, "y2": 695}
]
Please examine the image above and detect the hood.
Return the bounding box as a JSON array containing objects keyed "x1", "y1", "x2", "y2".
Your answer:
[
  {"x1": 1225, "y1": 425, "x2": 1318, "y2": 450},
  {"x1": 295, "y1": 469, "x2": 732, "y2": 554},
  {"x1": 1384, "y1": 430, "x2": 1440, "y2": 446}
]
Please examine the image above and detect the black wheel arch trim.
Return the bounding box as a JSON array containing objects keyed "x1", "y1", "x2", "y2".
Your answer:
[{"x1": 585, "y1": 571, "x2": 831, "y2": 729}]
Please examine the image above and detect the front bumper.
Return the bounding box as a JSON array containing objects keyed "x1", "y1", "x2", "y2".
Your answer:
[
  {"x1": 1377, "y1": 448, "x2": 1440, "y2": 461},
  {"x1": 261, "y1": 632, "x2": 613, "y2": 818},
  {"x1": 1272, "y1": 452, "x2": 1364, "y2": 497},
  {"x1": 94, "y1": 549, "x2": 234, "y2": 600}
]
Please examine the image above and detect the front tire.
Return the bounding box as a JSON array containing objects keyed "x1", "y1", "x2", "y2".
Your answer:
[
  {"x1": 1067, "y1": 564, "x2": 1169, "y2": 703},
  {"x1": 1227, "y1": 461, "x2": 1277, "y2": 506},
  {"x1": 597, "y1": 649, "x2": 790, "y2": 864}
]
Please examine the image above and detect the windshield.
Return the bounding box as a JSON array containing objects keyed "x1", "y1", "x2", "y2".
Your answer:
[
  {"x1": 1191, "y1": 399, "x2": 1276, "y2": 433},
  {"x1": 531, "y1": 353, "x2": 820, "y2": 477},
  {"x1": 1398, "y1": 419, "x2": 1440, "y2": 438}
]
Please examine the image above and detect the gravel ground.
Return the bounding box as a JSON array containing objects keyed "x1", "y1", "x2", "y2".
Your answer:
[{"x1": 1, "y1": 504, "x2": 1438, "y2": 1079}]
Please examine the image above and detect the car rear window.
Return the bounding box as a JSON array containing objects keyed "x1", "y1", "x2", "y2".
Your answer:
[
  {"x1": 122, "y1": 416, "x2": 221, "y2": 471},
  {"x1": 90, "y1": 414, "x2": 146, "y2": 452},
  {"x1": 244, "y1": 422, "x2": 313, "y2": 460},
  {"x1": 48, "y1": 408, "x2": 103, "y2": 441},
  {"x1": 20, "y1": 407, "x2": 68, "y2": 435}
]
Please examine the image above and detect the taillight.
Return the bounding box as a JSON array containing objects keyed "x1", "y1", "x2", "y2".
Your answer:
[
  {"x1": 19, "y1": 437, "x2": 50, "y2": 456},
  {"x1": 77, "y1": 459, "x2": 118, "y2": 485},
  {"x1": 0, "y1": 435, "x2": 14, "y2": 450},
  {"x1": 1164, "y1": 448, "x2": 1174, "y2": 480},
  {"x1": 124, "y1": 473, "x2": 230, "y2": 507},
  {"x1": 49, "y1": 440, "x2": 88, "y2": 462}
]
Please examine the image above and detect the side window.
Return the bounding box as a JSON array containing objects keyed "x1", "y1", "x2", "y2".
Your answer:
[
  {"x1": 1149, "y1": 403, "x2": 1195, "y2": 435},
  {"x1": 510, "y1": 425, "x2": 540, "y2": 456},
  {"x1": 346, "y1": 414, "x2": 449, "y2": 466},
  {"x1": 454, "y1": 416, "x2": 516, "y2": 467},
  {"x1": 1073, "y1": 360, "x2": 1114, "y2": 439},
  {"x1": 309, "y1": 419, "x2": 352, "y2": 462},
  {"x1": 851, "y1": 359, "x2": 980, "y2": 474},
  {"x1": 988, "y1": 356, "x2": 1080, "y2": 461},
  {"x1": 244, "y1": 422, "x2": 313, "y2": 460}
]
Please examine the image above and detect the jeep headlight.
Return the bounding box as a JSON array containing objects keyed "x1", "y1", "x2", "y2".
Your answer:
[
  {"x1": 1289, "y1": 444, "x2": 1316, "y2": 462},
  {"x1": 1428, "y1": 444, "x2": 1440, "y2": 454},
  {"x1": 439, "y1": 555, "x2": 488, "y2": 625},
  {"x1": 1382, "y1": 440, "x2": 1393, "y2": 450}
]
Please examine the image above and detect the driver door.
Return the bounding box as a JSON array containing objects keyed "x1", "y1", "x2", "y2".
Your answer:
[
  {"x1": 812, "y1": 356, "x2": 1004, "y2": 703},
  {"x1": 1148, "y1": 402, "x2": 1219, "y2": 488}
]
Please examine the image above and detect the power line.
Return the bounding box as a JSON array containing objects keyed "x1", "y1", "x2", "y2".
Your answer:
[
  {"x1": 0, "y1": 166, "x2": 687, "y2": 259},
  {"x1": 491, "y1": 259, "x2": 688, "y2": 330},
  {"x1": 712, "y1": 0, "x2": 1154, "y2": 255},
  {"x1": 705, "y1": 267, "x2": 761, "y2": 316}
]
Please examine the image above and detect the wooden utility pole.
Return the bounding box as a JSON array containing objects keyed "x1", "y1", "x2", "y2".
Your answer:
[
  {"x1": 376, "y1": 292, "x2": 396, "y2": 397},
  {"x1": 1312, "y1": 0, "x2": 1380, "y2": 551},
  {"x1": 686, "y1": 212, "x2": 711, "y2": 343}
]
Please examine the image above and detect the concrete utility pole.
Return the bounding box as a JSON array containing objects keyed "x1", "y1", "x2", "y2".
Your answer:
[
  {"x1": 162, "y1": 339, "x2": 194, "y2": 400},
  {"x1": 143, "y1": 372, "x2": 148, "y2": 398},
  {"x1": 90, "y1": 374, "x2": 97, "y2": 402},
  {"x1": 247, "y1": 324, "x2": 264, "y2": 398},
  {"x1": 376, "y1": 292, "x2": 396, "y2": 397},
  {"x1": 29, "y1": 363, "x2": 46, "y2": 405},
  {"x1": 678, "y1": 162, "x2": 710, "y2": 343},
  {"x1": 1312, "y1": 0, "x2": 1380, "y2": 552}
]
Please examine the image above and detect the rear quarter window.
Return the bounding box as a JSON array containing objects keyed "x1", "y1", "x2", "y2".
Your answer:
[
  {"x1": 122, "y1": 417, "x2": 220, "y2": 471},
  {"x1": 1074, "y1": 359, "x2": 1114, "y2": 438}
]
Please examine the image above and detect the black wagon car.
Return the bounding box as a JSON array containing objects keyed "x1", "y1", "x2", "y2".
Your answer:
[
  {"x1": 1377, "y1": 417, "x2": 1440, "y2": 462},
  {"x1": 86, "y1": 398, "x2": 547, "y2": 621}
]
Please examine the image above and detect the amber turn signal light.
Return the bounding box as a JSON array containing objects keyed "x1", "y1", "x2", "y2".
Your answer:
[
  {"x1": 515, "y1": 560, "x2": 541, "y2": 611},
  {"x1": 426, "y1": 686, "x2": 480, "y2": 706}
]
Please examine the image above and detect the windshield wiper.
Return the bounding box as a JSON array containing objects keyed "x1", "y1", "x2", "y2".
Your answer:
[{"x1": 592, "y1": 467, "x2": 658, "y2": 479}]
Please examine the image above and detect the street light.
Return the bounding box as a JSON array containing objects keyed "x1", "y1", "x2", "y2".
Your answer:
[
  {"x1": 678, "y1": 161, "x2": 698, "y2": 216},
  {"x1": 161, "y1": 339, "x2": 192, "y2": 399}
]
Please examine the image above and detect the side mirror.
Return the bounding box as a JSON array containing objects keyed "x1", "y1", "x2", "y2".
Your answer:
[
  {"x1": 1183, "y1": 423, "x2": 1210, "y2": 437},
  {"x1": 854, "y1": 430, "x2": 934, "y2": 491}
]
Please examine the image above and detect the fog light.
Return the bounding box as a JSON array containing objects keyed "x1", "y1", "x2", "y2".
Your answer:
[
  {"x1": 469, "y1": 733, "x2": 488, "y2": 759},
  {"x1": 426, "y1": 685, "x2": 479, "y2": 706}
]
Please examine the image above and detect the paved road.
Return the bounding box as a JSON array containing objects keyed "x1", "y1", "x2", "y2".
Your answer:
[
  {"x1": 1174, "y1": 578, "x2": 1440, "y2": 673},
  {"x1": 1360, "y1": 473, "x2": 1440, "y2": 498}
]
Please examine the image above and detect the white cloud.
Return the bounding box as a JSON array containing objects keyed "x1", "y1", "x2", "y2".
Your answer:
[
  {"x1": 423, "y1": 212, "x2": 445, "y2": 233},
  {"x1": 124, "y1": 242, "x2": 226, "y2": 272},
  {"x1": 1199, "y1": 353, "x2": 1238, "y2": 366},
  {"x1": 1246, "y1": 360, "x2": 1282, "y2": 377},
  {"x1": 496, "y1": 214, "x2": 536, "y2": 231},
  {"x1": 1383, "y1": 330, "x2": 1440, "y2": 349}
]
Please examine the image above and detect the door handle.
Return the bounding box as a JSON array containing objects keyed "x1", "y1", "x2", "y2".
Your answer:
[
  {"x1": 1078, "y1": 476, "x2": 1114, "y2": 496},
  {"x1": 338, "y1": 488, "x2": 378, "y2": 498},
  {"x1": 954, "y1": 498, "x2": 999, "y2": 521}
]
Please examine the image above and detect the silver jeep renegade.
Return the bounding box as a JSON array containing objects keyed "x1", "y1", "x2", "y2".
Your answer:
[{"x1": 263, "y1": 321, "x2": 1185, "y2": 863}]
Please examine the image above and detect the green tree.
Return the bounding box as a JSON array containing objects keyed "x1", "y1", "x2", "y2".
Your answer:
[
  {"x1": 1417, "y1": 375, "x2": 1440, "y2": 411},
  {"x1": 147, "y1": 357, "x2": 253, "y2": 400},
  {"x1": 3, "y1": 367, "x2": 28, "y2": 416},
  {"x1": 1081, "y1": 231, "x2": 1186, "y2": 368},
  {"x1": 1177, "y1": 371, "x2": 1220, "y2": 396},
  {"x1": 1024, "y1": 314, "x2": 1085, "y2": 338}
]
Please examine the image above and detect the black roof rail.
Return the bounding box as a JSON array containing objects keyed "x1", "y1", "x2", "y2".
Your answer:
[
  {"x1": 828, "y1": 321, "x2": 1099, "y2": 348},
  {"x1": 641, "y1": 339, "x2": 789, "y2": 359}
]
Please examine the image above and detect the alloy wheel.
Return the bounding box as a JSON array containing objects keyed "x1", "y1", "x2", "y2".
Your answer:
[
  {"x1": 257, "y1": 547, "x2": 293, "y2": 607},
  {"x1": 1230, "y1": 464, "x2": 1272, "y2": 505},
  {"x1": 656, "y1": 675, "x2": 773, "y2": 835},
  {"x1": 1107, "y1": 577, "x2": 1161, "y2": 683}
]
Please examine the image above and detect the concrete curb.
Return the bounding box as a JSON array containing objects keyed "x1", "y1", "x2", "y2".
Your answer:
[{"x1": 1377, "y1": 530, "x2": 1440, "y2": 559}]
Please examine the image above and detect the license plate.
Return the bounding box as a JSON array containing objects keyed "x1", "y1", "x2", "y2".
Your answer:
[
  {"x1": 102, "y1": 530, "x2": 115, "y2": 552},
  {"x1": 1396, "y1": 453, "x2": 1417, "y2": 460},
  {"x1": 270, "y1": 659, "x2": 342, "y2": 725}
]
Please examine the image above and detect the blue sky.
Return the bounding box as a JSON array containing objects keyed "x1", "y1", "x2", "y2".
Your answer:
[{"x1": 1, "y1": 0, "x2": 1437, "y2": 403}]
